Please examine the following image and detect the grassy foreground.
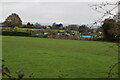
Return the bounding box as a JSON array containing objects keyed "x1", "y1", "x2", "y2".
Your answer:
[{"x1": 2, "y1": 36, "x2": 118, "y2": 78}]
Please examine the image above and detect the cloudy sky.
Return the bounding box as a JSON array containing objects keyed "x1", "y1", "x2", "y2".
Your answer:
[{"x1": 0, "y1": 0, "x2": 118, "y2": 25}]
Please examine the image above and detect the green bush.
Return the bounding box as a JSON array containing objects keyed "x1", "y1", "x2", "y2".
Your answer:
[{"x1": 2, "y1": 31, "x2": 31, "y2": 37}]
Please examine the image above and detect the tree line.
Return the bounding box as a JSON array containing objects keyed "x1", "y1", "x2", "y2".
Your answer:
[
  {"x1": 102, "y1": 19, "x2": 120, "y2": 42},
  {"x1": 2, "y1": 13, "x2": 120, "y2": 42}
]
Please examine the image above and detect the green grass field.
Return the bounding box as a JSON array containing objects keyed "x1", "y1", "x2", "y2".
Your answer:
[{"x1": 2, "y1": 36, "x2": 118, "y2": 78}]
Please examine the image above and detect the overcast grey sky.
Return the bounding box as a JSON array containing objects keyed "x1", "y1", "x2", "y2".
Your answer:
[{"x1": 0, "y1": 0, "x2": 118, "y2": 25}]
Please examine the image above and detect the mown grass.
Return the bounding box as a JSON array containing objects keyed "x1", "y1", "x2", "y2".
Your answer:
[{"x1": 2, "y1": 36, "x2": 118, "y2": 78}]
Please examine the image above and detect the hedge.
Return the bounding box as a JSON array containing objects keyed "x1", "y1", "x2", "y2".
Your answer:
[{"x1": 2, "y1": 31, "x2": 31, "y2": 37}]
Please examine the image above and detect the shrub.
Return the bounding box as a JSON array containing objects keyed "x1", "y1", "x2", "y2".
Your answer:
[{"x1": 2, "y1": 31, "x2": 31, "y2": 37}]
